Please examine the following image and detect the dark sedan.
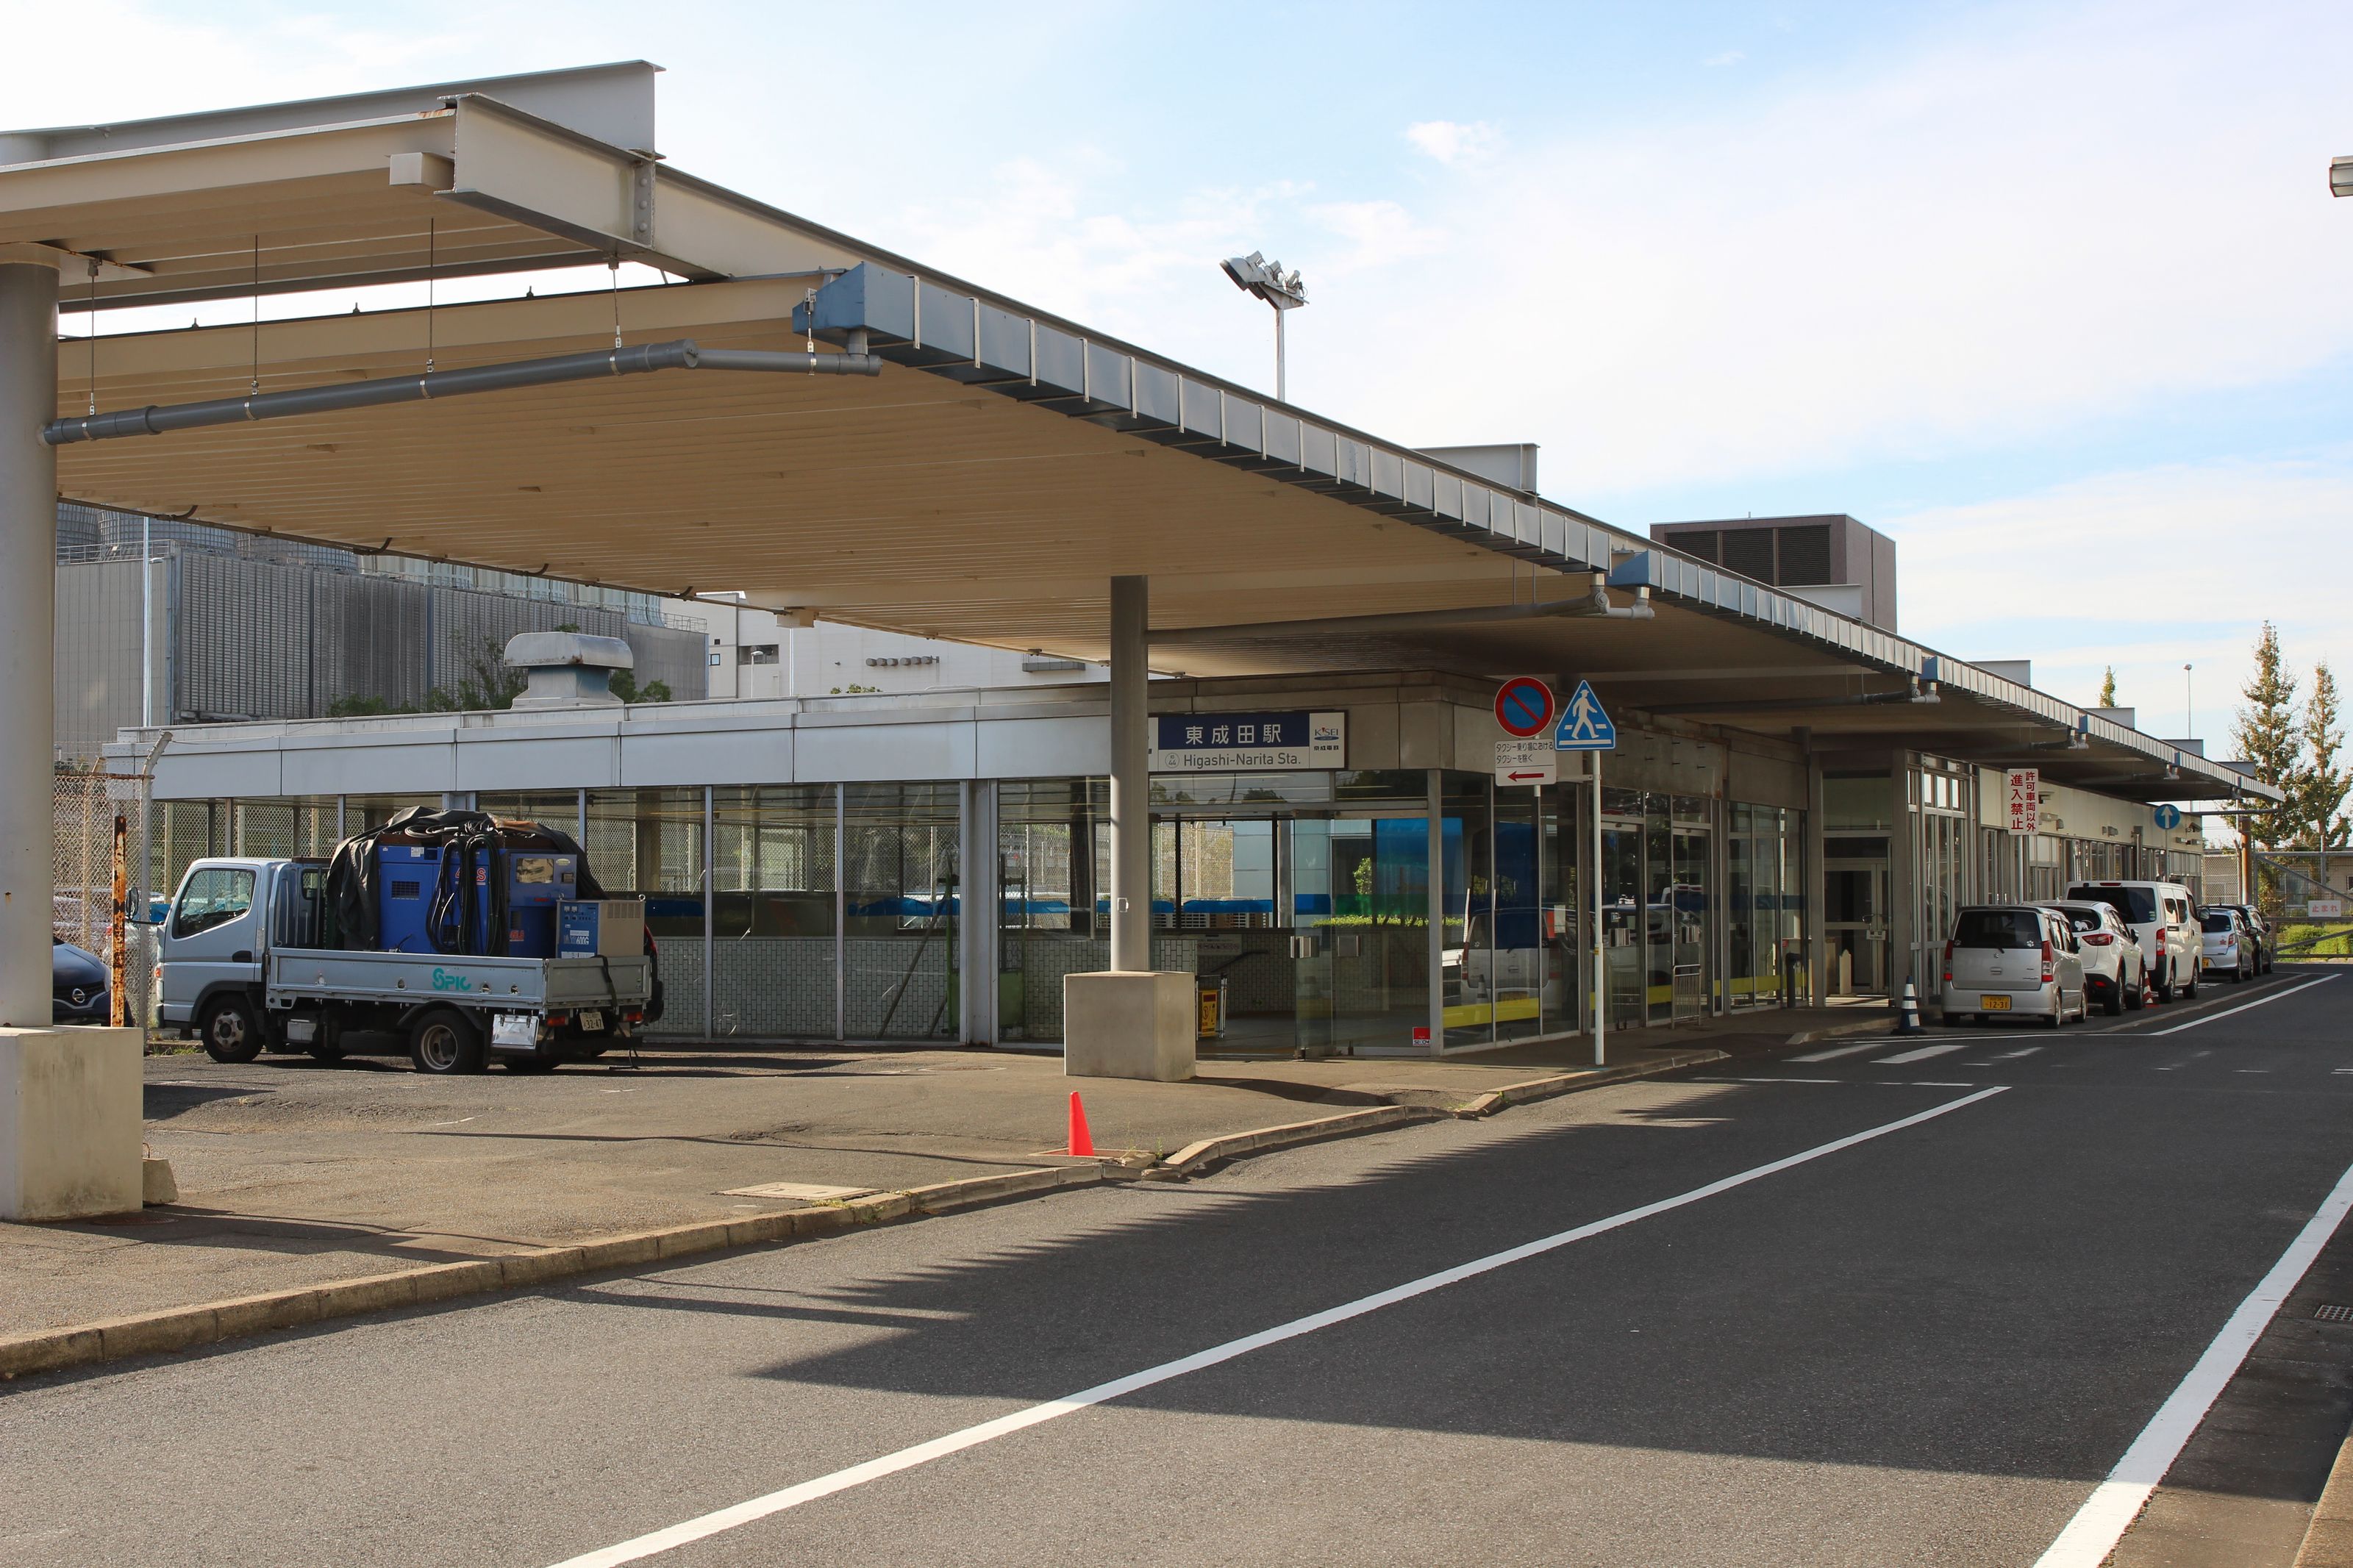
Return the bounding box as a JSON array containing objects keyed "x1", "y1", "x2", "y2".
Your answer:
[{"x1": 51, "y1": 938, "x2": 110, "y2": 1023}]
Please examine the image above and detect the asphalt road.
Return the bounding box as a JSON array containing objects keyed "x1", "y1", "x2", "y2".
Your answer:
[{"x1": 4, "y1": 968, "x2": 2350, "y2": 1567}]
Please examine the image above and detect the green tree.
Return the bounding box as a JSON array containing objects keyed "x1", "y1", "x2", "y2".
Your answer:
[
  {"x1": 609, "y1": 670, "x2": 672, "y2": 704},
  {"x1": 2098, "y1": 666, "x2": 2117, "y2": 707},
  {"x1": 2233, "y1": 622, "x2": 2300, "y2": 851},
  {"x1": 2300, "y1": 663, "x2": 2349, "y2": 888}
]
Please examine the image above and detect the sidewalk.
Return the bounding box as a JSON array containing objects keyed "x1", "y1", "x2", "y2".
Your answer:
[{"x1": 4, "y1": 1006, "x2": 1876, "y2": 1342}]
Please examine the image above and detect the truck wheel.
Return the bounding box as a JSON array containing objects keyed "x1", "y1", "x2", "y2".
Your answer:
[
  {"x1": 199, "y1": 996, "x2": 265, "y2": 1064},
  {"x1": 409, "y1": 1009, "x2": 485, "y2": 1075}
]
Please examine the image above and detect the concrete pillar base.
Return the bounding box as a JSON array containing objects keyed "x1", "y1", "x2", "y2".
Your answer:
[
  {"x1": 1063, "y1": 971, "x2": 1196, "y2": 1082},
  {"x1": 0, "y1": 1027, "x2": 144, "y2": 1220}
]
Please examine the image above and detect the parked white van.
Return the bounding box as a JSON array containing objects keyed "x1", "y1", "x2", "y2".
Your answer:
[{"x1": 2064, "y1": 881, "x2": 2201, "y2": 1003}]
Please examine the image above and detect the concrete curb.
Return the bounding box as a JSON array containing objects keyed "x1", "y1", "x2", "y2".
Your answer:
[
  {"x1": 2295, "y1": 1417, "x2": 2353, "y2": 1567},
  {"x1": 0, "y1": 1164, "x2": 1101, "y2": 1383},
  {"x1": 1156, "y1": 1048, "x2": 1729, "y2": 1176},
  {"x1": 1784, "y1": 1016, "x2": 1896, "y2": 1046},
  {"x1": 2, "y1": 1047, "x2": 1724, "y2": 1380},
  {"x1": 1158, "y1": 1104, "x2": 1441, "y2": 1176}
]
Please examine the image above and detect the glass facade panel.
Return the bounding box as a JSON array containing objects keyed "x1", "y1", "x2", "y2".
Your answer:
[
  {"x1": 997, "y1": 779, "x2": 1101, "y2": 1044},
  {"x1": 477, "y1": 792, "x2": 582, "y2": 837},
  {"x1": 1824, "y1": 776, "x2": 1893, "y2": 832},
  {"x1": 1727, "y1": 804, "x2": 1805, "y2": 1008},
  {"x1": 843, "y1": 783, "x2": 960, "y2": 1040},
  {"x1": 711, "y1": 785, "x2": 838, "y2": 1039},
  {"x1": 1307, "y1": 814, "x2": 1436, "y2": 1056},
  {"x1": 346, "y1": 794, "x2": 438, "y2": 832},
  {"x1": 587, "y1": 788, "x2": 707, "y2": 1037},
  {"x1": 1441, "y1": 778, "x2": 1492, "y2": 1048},
  {"x1": 1601, "y1": 795, "x2": 1644, "y2": 1023}
]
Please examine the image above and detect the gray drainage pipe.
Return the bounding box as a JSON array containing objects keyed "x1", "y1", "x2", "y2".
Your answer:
[{"x1": 42, "y1": 339, "x2": 879, "y2": 445}]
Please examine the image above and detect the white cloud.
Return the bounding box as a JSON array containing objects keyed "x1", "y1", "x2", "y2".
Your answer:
[
  {"x1": 1293, "y1": 4, "x2": 2353, "y2": 501},
  {"x1": 1703, "y1": 49, "x2": 1746, "y2": 67},
  {"x1": 1885, "y1": 458, "x2": 2353, "y2": 748},
  {"x1": 1404, "y1": 119, "x2": 1502, "y2": 167}
]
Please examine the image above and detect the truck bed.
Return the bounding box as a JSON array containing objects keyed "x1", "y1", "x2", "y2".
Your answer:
[{"x1": 265, "y1": 947, "x2": 654, "y2": 1010}]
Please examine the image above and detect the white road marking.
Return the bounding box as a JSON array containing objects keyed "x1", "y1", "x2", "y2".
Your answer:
[
  {"x1": 1993, "y1": 1047, "x2": 2044, "y2": 1059},
  {"x1": 1873, "y1": 1041, "x2": 1970, "y2": 1065},
  {"x1": 1788, "y1": 1038, "x2": 1896, "y2": 1063},
  {"x1": 1912, "y1": 1081, "x2": 1977, "y2": 1087},
  {"x1": 546, "y1": 1088, "x2": 2010, "y2": 1568},
  {"x1": 2032, "y1": 1153, "x2": 2353, "y2": 1568},
  {"x1": 2143, "y1": 975, "x2": 2338, "y2": 1036}
]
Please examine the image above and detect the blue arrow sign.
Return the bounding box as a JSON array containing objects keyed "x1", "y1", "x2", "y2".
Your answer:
[
  {"x1": 2153, "y1": 803, "x2": 2182, "y2": 831},
  {"x1": 1554, "y1": 680, "x2": 1616, "y2": 751}
]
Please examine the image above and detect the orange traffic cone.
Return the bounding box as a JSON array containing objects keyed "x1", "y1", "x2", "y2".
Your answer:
[{"x1": 1067, "y1": 1091, "x2": 1096, "y2": 1158}]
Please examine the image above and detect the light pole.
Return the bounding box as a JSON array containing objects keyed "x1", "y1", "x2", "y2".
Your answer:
[
  {"x1": 1220, "y1": 251, "x2": 1307, "y2": 402},
  {"x1": 2184, "y1": 662, "x2": 2193, "y2": 737}
]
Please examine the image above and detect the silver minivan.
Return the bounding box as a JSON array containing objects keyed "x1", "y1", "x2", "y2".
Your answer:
[
  {"x1": 2064, "y1": 881, "x2": 2202, "y2": 1003},
  {"x1": 1941, "y1": 903, "x2": 2088, "y2": 1027}
]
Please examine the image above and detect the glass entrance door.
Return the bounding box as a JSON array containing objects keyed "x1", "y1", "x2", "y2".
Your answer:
[
  {"x1": 1671, "y1": 826, "x2": 1710, "y2": 1023},
  {"x1": 1824, "y1": 852, "x2": 1889, "y2": 995},
  {"x1": 1601, "y1": 808, "x2": 1645, "y2": 1023},
  {"x1": 1289, "y1": 815, "x2": 1434, "y2": 1056}
]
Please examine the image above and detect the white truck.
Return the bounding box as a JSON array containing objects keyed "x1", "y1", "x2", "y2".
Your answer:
[{"x1": 159, "y1": 857, "x2": 658, "y2": 1074}]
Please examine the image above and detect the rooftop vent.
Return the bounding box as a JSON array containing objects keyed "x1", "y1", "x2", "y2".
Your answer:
[{"x1": 504, "y1": 630, "x2": 633, "y2": 709}]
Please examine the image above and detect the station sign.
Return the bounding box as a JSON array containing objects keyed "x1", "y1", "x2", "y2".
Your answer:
[
  {"x1": 1553, "y1": 680, "x2": 1616, "y2": 751},
  {"x1": 1494, "y1": 676, "x2": 1556, "y2": 739},
  {"x1": 1149, "y1": 710, "x2": 1345, "y2": 772},
  {"x1": 1494, "y1": 737, "x2": 1558, "y2": 787},
  {"x1": 2005, "y1": 768, "x2": 2039, "y2": 836}
]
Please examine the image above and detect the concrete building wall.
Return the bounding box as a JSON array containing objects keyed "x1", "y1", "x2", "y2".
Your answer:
[{"x1": 692, "y1": 599, "x2": 1101, "y2": 700}]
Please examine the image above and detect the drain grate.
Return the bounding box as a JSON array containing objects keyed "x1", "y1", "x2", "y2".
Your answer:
[{"x1": 2314, "y1": 1303, "x2": 2353, "y2": 1323}]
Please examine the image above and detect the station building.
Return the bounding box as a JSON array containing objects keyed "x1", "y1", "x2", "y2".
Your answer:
[
  {"x1": 0, "y1": 61, "x2": 2254, "y2": 1068},
  {"x1": 110, "y1": 645, "x2": 2220, "y2": 1056}
]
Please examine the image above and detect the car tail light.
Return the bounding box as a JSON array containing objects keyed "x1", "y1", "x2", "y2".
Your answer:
[
  {"x1": 2040, "y1": 939, "x2": 2055, "y2": 984},
  {"x1": 1942, "y1": 939, "x2": 1953, "y2": 984},
  {"x1": 2083, "y1": 931, "x2": 2113, "y2": 945}
]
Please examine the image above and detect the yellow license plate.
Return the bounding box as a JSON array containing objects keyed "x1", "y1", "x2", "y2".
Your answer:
[{"x1": 1979, "y1": 995, "x2": 2012, "y2": 1011}]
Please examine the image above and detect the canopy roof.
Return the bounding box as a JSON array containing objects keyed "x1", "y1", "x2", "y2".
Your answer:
[{"x1": 0, "y1": 64, "x2": 2265, "y2": 804}]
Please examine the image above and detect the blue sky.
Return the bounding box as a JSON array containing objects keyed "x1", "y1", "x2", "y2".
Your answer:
[{"x1": 9, "y1": 0, "x2": 2349, "y2": 747}]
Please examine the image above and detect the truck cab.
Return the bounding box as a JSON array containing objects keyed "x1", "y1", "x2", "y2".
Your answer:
[{"x1": 159, "y1": 858, "x2": 326, "y2": 1056}]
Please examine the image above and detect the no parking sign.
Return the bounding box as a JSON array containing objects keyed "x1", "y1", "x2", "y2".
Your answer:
[{"x1": 1495, "y1": 676, "x2": 1555, "y2": 738}]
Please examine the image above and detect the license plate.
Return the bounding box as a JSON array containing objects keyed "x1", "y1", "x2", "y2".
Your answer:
[
  {"x1": 578, "y1": 1009, "x2": 604, "y2": 1032},
  {"x1": 1979, "y1": 995, "x2": 2012, "y2": 1011}
]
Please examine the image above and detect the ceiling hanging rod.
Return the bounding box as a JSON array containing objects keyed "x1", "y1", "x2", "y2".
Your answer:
[{"x1": 41, "y1": 338, "x2": 880, "y2": 445}]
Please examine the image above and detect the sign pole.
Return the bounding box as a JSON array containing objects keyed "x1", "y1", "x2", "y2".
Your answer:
[{"x1": 1592, "y1": 748, "x2": 1604, "y2": 1067}]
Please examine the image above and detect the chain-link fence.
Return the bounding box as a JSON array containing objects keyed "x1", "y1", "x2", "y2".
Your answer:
[
  {"x1": 2255, "y1": 851, "x2": 2353, "y2": 959},
  {"x1": 52, "y1": 767, "x2": 156, "y2": 1028}
]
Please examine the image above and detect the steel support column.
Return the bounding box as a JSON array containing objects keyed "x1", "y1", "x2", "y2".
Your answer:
[
  {"x1": 0, "y1": 262, "x2": 57, "y2": 1026},
  {"x1": 1804, "y1": 751, "x2": 1829, "y2": 1007},
  {"x1": 1108, "y1": 576, "x2": 1151, "y2": 973}
]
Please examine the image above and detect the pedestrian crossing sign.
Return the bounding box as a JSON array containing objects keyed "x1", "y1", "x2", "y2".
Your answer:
[{"x1": 1554, "y1": 680, "x2": 1616, "y2": 751}]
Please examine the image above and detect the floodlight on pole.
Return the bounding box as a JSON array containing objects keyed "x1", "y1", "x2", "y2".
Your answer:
[
  {"x1": 2332, "y1": 155, "x2": 2353, "y2": 198},
  {"x1": 1221, "y1": 250, "x2": 1307, "y2": 401}
]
